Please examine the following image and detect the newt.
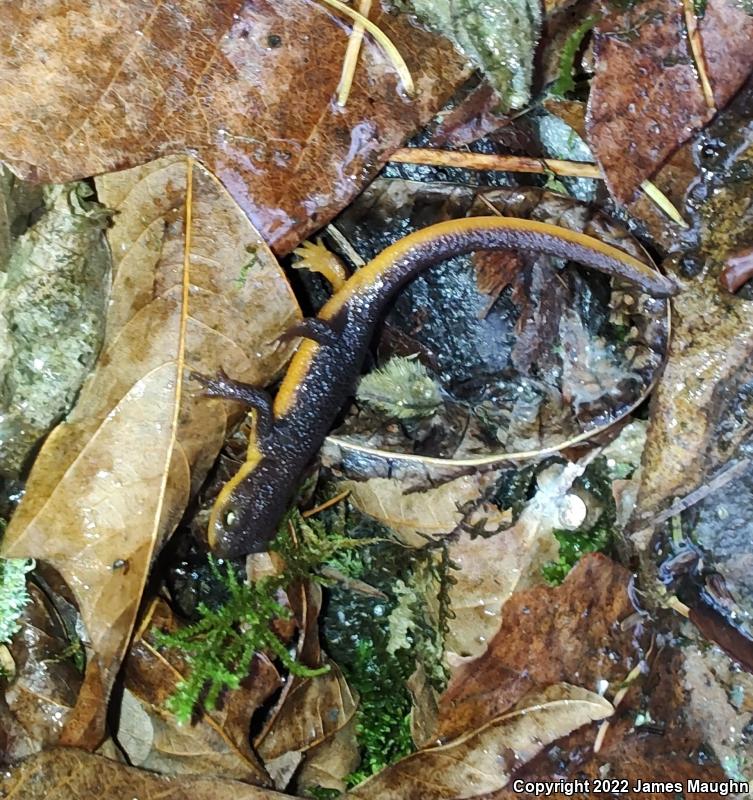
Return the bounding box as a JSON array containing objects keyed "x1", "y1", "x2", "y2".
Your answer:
[{"x1": 203, "y1": 216, "x2": 677, "y2": 557}]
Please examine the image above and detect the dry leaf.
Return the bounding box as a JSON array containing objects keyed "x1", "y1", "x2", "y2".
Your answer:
[
  {"x1": 0, "y1": 0, "x2": 466, "y2": 253},
  {"x1": 295, "y1": 716, "x2": 361, "y2": 796},
  {"x1": 342, "y1": 473, "x2": 500, "y2": 548},
  {"x1": 118, "y1": 598, "x2": 280, "y2": 786},
  {"x1": 0, "y1": 156, "x2": 299, "y2": 747},
  {"x1": 347, "y1": 684, "x2": 613, "y2": 800},
  {"x1": 0, "y1": 748, "x2": 292, "y2": 800},
  {"x1": 256, "y1": 659, "x2": 357, "y2": 765}
]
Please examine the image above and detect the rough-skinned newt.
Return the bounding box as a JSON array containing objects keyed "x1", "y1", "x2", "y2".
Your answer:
[{"x1": 205, "y1": 216, "x2": 677, "y2": 557}]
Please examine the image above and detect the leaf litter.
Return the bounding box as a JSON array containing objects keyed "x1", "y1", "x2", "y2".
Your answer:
[{"x1": 1, "y1": 0, "x2": 753, "y2": 795}]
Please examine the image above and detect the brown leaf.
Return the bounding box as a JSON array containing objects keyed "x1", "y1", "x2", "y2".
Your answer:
[
  {"x1": 342, "y1": 473, "x2": 500, "y2": 548},
  {"x1": 255, "y1": 658, "x2": 357, "y2": 766},
  {"x1": 445, "y1": 461, "x2": 586, "y2": 660},
  {"x1": 295, "y1": 716, "x2": 361, "y2": 796},
  {"x1": 0, "y1": 1, "x2": 467, "y2": 253},
  {"x1": 0, "y1": 748, "x2": 292, "y2": 800},
  {"x1": 489, "y1": 649, "x2": 729, "y2": 798},
  {"x1": 0, "y1": 583, "x2": 83, "y2": 761},
  {"x1": 347, "y1": 684, "x2": 613, "y2": 800},
  {"x1": 117, "y1": 598, "x2": 279, "y2": 786},
  {"x1": 437, "y1": 554, "x2": 644, "y2": 742},
  {"x1": 634, "y1": 88, "x2": 753, "y2": 521},
  {"x1": 0, "y1": 156, "x2": 299, "y2": 748},
  {"x1": 586, "y1": 0, "x2": 753, "y2": 203}
]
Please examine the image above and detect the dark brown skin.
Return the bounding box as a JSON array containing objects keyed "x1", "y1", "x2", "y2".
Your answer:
[{"x1": 206, "y1": 217, "x2": 677, "y2": 558}]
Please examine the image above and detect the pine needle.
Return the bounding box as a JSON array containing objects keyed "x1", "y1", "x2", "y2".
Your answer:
[
  {"x1": 337, "y1": 0, "x2": 372, "y2": 106},
  {"x1": 318, "y1": 0, "x2": 414, "y2": 96},
  {"x1": 640, "y1": 180, "x2": 689, "y2": 228}
]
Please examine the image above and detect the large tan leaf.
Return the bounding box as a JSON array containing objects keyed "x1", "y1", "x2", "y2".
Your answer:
[
  {"x1": 0, "y1": 156, "x2": 300, "y2": 747},
  {"x1": 0, "y1": 1, "x2": 466, "y2": 253},
  {"x1": 0, "y1": 748, "x2": 293, "y2": 800},
  {"x1": 347, "y1": 684, "x2": 613, "y2": 800}
]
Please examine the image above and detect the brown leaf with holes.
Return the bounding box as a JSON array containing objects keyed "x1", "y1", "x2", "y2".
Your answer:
[
  {"x1": 117, "y1": 598, "x2": 280, "y2": 786},
  {"x1": 0, "y1": 0, "x2": 466, "y2": 253},
  {"x1": 0, "y1": 156, "x2": 299, "y2": 749},
  {"x1": 586, "y1": 0, "x2": 753, "y2": 203},
  {"x1": 0, "y1": 748, "x2": 292, "y2": 800}
]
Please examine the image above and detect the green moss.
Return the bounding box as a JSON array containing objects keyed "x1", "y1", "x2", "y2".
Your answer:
[
  {"x1": 541, "y1": 524, "x2": 612, "y2": 585},
  {"x1": 540, "y1": 457, "x2": 616, "y2": 585},
  {"x1": 550, "y1": 15, "x2": 600, "y2": 97},
  {"x1": 156, "y1": 510, "x2": 371, "y2": 724},
  {"x1": 357, "y1": 356, "x2": 442, "y2": 420},
  {"x1": 0, "y1": 555, "x2": 34, "y2": 644},
  {"x1": 318, "y1": 506, "x2": 452, "y2": 786},
  {"x1": 154, "y1": 556, "x2": 329, "y2": 724}
]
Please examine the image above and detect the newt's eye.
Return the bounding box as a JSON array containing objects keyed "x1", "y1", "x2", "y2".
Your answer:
[{"x1": 224, "y1": 510, "x2": 238, "y2": 527}]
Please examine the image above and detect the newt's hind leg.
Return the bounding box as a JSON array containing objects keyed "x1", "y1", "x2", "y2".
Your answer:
[{"x1": 191, "y1": 368, "x2": 273, "y2": 435}]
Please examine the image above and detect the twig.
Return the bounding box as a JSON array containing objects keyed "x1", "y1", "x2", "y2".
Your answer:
[
  {"x1": 640, "y1": 458, "x2": 750, "y2": 531},
  {"x1": 391, "y1": 148, "x2": 688, "y2": 227},
  {"x1": 682, "y1": 0, "x2": 717, "y2": 112},
  {"x1": 303, "y1": 489, "x2": 351, "y2": 518},
  {"x1": 390, "y1": 147, "x2": 603, "y2": 178}
]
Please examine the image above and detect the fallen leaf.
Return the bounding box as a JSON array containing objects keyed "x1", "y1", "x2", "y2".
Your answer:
[
  {"x1": 295, "y1": 716, "x2": 361, "y2": 796},
  {"x1": 586, "y1": 0, "x2": 753, "y2": 203},
  {"x1": 347, "y1": 684, "x2": 612, "y2": 800},
  {"x1": 342, "y1": 473, "x2": 500, "y2": 548},
  {"x1": 0, "y1": 748, "x2": 293, "y2": 800},
  {"x1": 633, "y1": 83, "x2": 753, "y2": 530},
  {"x1": 256, "y1": 658, "x2": 357, "y2": 766},
  {"x1": 117, "y1": 598, "x2": 279, "y2": 786},
  {"x1": 0, "y1": 582, "x2": 83, "y2": 762},
  {"x1": 0, "y1": 1, "x2": 466, "y2": 253},
  {"x1": 445, "y1": 461, "x2": 586, "y2": 659},
  {"x1": 437, "y1": 554, "x2": 644, "y2": 741},
  {"x1": 0, "y1": 156, "x2": 299, "y2": 748}
]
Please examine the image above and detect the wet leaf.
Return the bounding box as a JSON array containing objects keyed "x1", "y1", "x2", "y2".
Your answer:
[
  {"x1": 0, "y1": 182, "x2": 110, "y2": 476},
  {"x1": 295, "y1": 716, "x2": 361, "y2": 795},
  {"x1": 0, "y1": 1, "x2": 466, "y2": 254},
  {"x1": 445, "y1": 460, "x2": 587, "y2": 659},
  {"x1": 0, "y1": 748, "x2": 292, "y2": 800},
  {"x1": 586, "y1": 0, "x2": 753, "y2": 203},
  {"x1": 0, "y1": 156, "x2": 299, "y2": 748},
  {"x1": 634, "y1": 83, "x2": 753, "y2": 551},
  {"x1": 489, "y1": 649, "x2": 729, "y2": 797},
  {"x1": 437, "y1": 554, "x2": 643, "y2": 741},
  {"x1": 394, "y1": 0, "x2": 542, "y2": 112},
  {"x1": 0, "y1": 582, "x2": 83, "y2": 761},
  {"x1": 255, "y1": 583, "x2": 356, "y2": 770},
  {"x1": 347, "y1": 684, "x2": 612, "y2": 799},
  {"x1": 342, "y1": 472, "x2": 501, "y2": 548},
  {"x1": 117, "y1": 598, "x2": 279, "y2": 786}
]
